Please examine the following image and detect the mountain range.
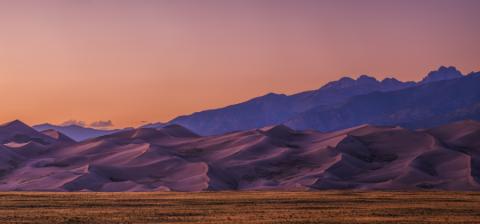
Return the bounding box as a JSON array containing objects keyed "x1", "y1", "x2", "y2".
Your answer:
[
  {"x1": 1, "y1": 65, "x2": 478, "y2": 191},
  {"x1": 33, "y1": 124, "x2": 131, "y2": 142},
  {"x1": 33, "y1": 66, "x2": 477, "y2": 140},
  {"x1": 158, "y1": 66, "x2": 476, "y2": 135},
  {"x1": 0, "y1": 119, "x2": 479, "y2": 191}
]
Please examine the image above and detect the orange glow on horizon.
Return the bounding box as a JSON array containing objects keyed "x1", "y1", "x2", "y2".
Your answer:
[{"x1": 0, "y1": 0, "x2": 479, "y2": 128}]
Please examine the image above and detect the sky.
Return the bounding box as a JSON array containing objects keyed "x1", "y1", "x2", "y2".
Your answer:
[{"x1": 0, "y1": 0, "x2": 479, "y2": 128}]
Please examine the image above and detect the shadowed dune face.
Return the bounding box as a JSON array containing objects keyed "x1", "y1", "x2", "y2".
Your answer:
[
  {"x1": 0, "y1": 120, "x2": 479, "y2": 191},
  {"x1": 0, "y1": 120, "x2": 77, "y2": 186},
  {"x1": 40, "y1": 129, "x2": 75, "y2": 143}
]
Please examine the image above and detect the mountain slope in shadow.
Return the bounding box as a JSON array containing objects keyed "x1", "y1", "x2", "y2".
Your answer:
[
  {"x1": 286, "y1": 71, "x2": 480, "y2": 131},
  {"x1": 164, "y1": 66, "x2": 475, "y2": 135}
]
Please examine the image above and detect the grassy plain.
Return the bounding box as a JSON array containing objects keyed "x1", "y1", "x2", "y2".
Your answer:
[{"x1": 0, "y1": 191, "x2": 478, "y2": 223}]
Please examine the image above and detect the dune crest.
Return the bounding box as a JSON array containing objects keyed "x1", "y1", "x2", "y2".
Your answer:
[{"x1": 0, "y1": 120, "x2": 479, "y2": 191}]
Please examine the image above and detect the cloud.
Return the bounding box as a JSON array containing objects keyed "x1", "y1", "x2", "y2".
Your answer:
[
  {"x1": 60, "y1": 120, "x2": 86, "y2": 127},
  {"x1": 59, "y1": 119, "x2": 114, "y2": 129},
  {"x1": 90, "y1": 120, "x2": 114, "y2": 128}
]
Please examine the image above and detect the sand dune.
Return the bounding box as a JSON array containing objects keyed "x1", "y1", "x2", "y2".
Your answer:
[
  {"x1": 0, "y1": 120, "x2": 479, "y2": 191},
  {"x1": 40, "y1": 129, "x2": 75, "y2": 143}
]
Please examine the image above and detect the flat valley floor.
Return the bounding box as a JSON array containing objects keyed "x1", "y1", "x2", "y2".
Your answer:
[{"x1": 0, "y1": 191, "x2": 479, "y2": 224}]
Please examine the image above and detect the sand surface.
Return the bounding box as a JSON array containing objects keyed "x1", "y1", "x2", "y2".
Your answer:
[{"x1": 0, "y1": 120, "x2": 479, "y2": 191}]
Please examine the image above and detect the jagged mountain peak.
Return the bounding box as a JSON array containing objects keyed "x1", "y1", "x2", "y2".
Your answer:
[
  {"x1": 420, "y1": 66, "x2": 463, "y2": 84},
  {"x1": 325, "y1": 76, "x2": 353, "y2": 85},
  {"x1": 321, "y1": 74, "x2": 381, "y2": 89},
  {"x1": 357, "y1": 74, "x2": 378, "y2": 83},
  {"x1": 381, "y1": 77, "x2": 401, "y2": 83}
]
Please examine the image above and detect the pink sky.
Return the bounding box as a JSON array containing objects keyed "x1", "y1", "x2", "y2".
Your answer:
[{"x1": 0, "y1": 0, "x2": 479, "y2": 128}]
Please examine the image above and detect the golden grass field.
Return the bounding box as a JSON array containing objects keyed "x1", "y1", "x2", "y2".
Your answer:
[{"x1": 0, "y1": 191, "x2": 479, "y2": 224}]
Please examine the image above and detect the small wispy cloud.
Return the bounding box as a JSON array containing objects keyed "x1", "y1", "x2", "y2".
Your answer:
[
  {"x1": 60, "y1": 119, "x2": 86, "y2": 127},
  {"x1": 90, "y1": 120, "x2": 114, "y2": 128}
]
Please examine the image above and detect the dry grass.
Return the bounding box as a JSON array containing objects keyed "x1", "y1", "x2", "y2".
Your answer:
[{"x1": 0, "y1": 191, "x2": 478, "y2": 223}]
